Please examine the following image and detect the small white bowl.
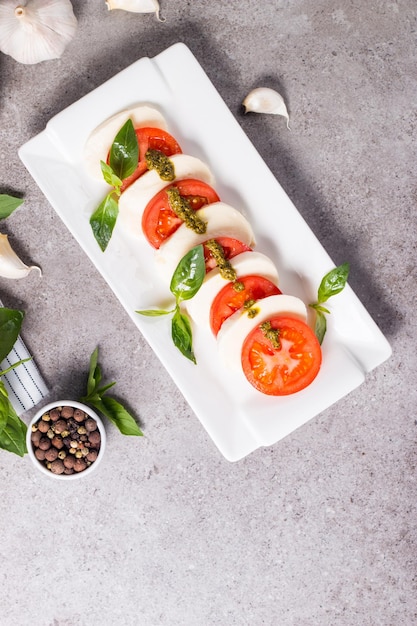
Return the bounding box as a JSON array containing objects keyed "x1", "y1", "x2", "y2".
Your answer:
[{"x1": 27, "y1": 400, "x2": 106, "y2": 480}]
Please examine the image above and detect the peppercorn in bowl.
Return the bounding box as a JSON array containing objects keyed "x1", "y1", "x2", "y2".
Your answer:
[{"x1": 27, "y1": 401, "x2": 106, "y2": 479}]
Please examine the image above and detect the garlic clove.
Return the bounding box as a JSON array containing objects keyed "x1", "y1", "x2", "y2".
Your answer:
[
  {"x1": 0, "y1": 0, "x2": 78, "y2": 65},
  {"x1": 242, "y1": 87, "x2": 290, "y2": 129},
  {"x1": 105, "y1": 0, "x2": 164, "y2": 21},
  {"x1": 0, "y1": 234, "x2": 41, "y2": 279}
]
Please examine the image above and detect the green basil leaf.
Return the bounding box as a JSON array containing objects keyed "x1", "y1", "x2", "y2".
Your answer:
[
  {"x1": 172, "y1": 309, "x2": 196, "y2": 363},
  {"x1": 0, "y1": 381, "x2": 8, "y2": 398},
  {"x1": 0, "y1": 395, "x2": 27, "y2": 457},
  {"x1": 81, "y1": 347, "x2": 142, "y2": 436},
  {"x1": 88, "y1": 396, "x2": 143, "y2": 436},
  {"x1": 81, "y1": 348, "x2": 115, "y2": 402},
  {"x1": 0, "y1": 194, "x2": 24, "y2": 219},
  {"x1": 109, "y1": 119, "x2": 139, "y2": 181},
  {"x1": 170, "y1": 245, "x2": 205, "y2": 302},
  {"x1": 90, "y1": 192, "x2": 119, "y2": 252},
  {"x1": 100, "y1": 161, "x2": 123, "y2": 191},
  {"x1": 0, "y1": 384, "x2": 8, "y2": 435},
  {"x1": 85, "y1": 347, "x2": 100, "y2": 397},
  {"x1": 0, "y1": 308, "x2": 24, "y2": 363},
  {"x1": 314, "y1": 309, "x2": 327, "y2": 345},
  {"x1": 136, "y1": 308, "x2": 173, "y2": 317},
  {"x1": 317, "y1": 262, "x2": 350, "y2": 304}
]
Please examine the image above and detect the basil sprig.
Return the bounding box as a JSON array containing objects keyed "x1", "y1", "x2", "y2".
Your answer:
[
  {"x1": 0, "y1": 308, "x2": 32, "y2": 457},
  {"x1": 309, "y1": 262, "x2": 350, "y2": 344},
  {"x1": 136, "y1": 244, "x2": 206, "y2": 363},
  {"x1": 0, "y1": 194, "x2": 32, "y2": 456},
  {"x1": 90, "y1": 119, "x2": 138, "y2": 252},
  {"x1": 80, "y1": 347, "x2": 143, "y2": 436},
  {"x1": 0, "y1": 194, "x2": 24, "y2": 219}
]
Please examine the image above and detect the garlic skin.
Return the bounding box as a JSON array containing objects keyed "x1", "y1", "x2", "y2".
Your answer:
[
  {"x1": 242, "y1": 87, "x2": 290, "y2": 129},
  {"x1": 105, "y1": 0, "x2": 164, "y2": 21},
  {"x1": 0, "y1": 0, "x2": 78, "y2": 65},
  {"x1": 0, "y1": 234, "x2": 41, "y2": 279}
]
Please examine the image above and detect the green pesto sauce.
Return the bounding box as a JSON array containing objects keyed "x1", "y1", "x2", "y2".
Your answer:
[
  {"x1": 243, "y1": 299, "x2": 256, "y2": 310},
  {"x1": 260, "y1": 321, "x2": 281, "y2": 349},
  {"x1": 243, "y1": 297, "x2": 259, "y2": 319},
  {"x1": 205, "y1": 239, "x2": 237, "y2": 282},
  {"x1": 145, "y1": 149, "x2": 175, "y2": 181},
  {"x1": 232, "y1": 280, "x2": 245, "y2": 292},
  {"x1": 166, "y1": 187, "x2": 207, "y2": 234}
]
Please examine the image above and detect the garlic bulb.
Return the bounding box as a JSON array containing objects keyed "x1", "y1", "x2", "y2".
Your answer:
[
  {"x1": 0, "y1": 234, "x2": 41, "y2": 279},
  {"x1": 0, "y1": 0, "x2": 78, "y2": 65},
  {"x1": 105, "y1": 0, "x2": 164, "y2": 21},
  {"x1": 242, "y1": 87, "x2": 290, "y2": 129}
]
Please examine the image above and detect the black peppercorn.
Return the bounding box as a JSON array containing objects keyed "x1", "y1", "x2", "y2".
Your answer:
[{"x1": 31, "y1": 405, "x2": 102, "y2": 476}]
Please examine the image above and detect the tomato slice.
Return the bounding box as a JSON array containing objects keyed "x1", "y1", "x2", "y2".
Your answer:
[
  {"x1": 241, "y1": 316, "x2": 322, "y2": 396},
  {"x1": 142, "y1": 179, "x2": 220, "y2": 248},
  {"x1": 210, "y1": 275, "x2": 281, "y2": 336},
  {"x1": 113, "y1": 127, "x2": 182, "y2": 193},
  {"x1": 203, "y1": 237, "x2": 252, "y2": 273}
]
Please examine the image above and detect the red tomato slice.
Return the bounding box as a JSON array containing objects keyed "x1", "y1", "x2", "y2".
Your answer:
[
  {"x1": 203, "y1": 237, "x2": 252, "y2": 273},
  {"x1": 142, "y1": 179, "x2": 220, "y2": 248},
  {"x1": 210, "y1": 275, "x2": 281, "y2": 336},
  {"x1": 241, "y1": 316, "x2": 322, "y2": 396},
  {"x1": 115, "y1": 127, "x2": 182, "y2": 192}
]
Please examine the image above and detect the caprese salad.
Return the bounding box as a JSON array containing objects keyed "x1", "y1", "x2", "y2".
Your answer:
[{"x1": 83, "y1": 104, "x2": 348, "y2": 396}]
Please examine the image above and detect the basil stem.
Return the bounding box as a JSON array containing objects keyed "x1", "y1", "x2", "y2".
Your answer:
[
  {"x1": 309, "y1": 262, "x2": 350, "y2": 344},
  {"x1": 136, "y1": 308, "x2": 174, "y2": 317},
  {"x1": 81, "y1": 347, "x2": 143, "y2": 437},
  {"x1": 0, "y1": 358, "x2": 32, "y2": 377}
]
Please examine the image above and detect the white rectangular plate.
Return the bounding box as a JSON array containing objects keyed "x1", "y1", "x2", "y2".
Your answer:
[{"x1": 19, "y1": 43, "x2": 391, "y2": 461}]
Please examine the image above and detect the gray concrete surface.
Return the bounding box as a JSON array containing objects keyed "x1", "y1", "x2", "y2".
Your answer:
[{"x1": 0, "y1": 1, "x2": 416, "y2": 625}]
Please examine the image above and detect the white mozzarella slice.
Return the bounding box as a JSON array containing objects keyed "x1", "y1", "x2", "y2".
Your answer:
[
  {"x1": 83, "y1": 105, "x2": 167, "y2": 180},
  {"x1": 217, "y1": 294, "x2": 308, "y2": 371},
  {"x1": 186, "y1": 251, "x2": 279, "y2": 329},
  {"x1": 118, "y1": 154, "x2": 216, "y2": 239},
  {"x1": 156, "y1": 202, "x2": 256, "y2": 278}
]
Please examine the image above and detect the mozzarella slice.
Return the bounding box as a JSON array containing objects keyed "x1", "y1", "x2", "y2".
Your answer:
[
  {"x1": 186, "y1": 251, "x2": 279, "y2": 329},
  {"x1": 118, "y1": 154, "x2": 215, "y2": 239},
  {"x1": 156, "y1": 202, "x2": 256, "y2": 278},
  {"x1": 83, "y1": 105, "x2": 167, "y2": 180},
  {"x1": 217, "y1": 294, "x2": 308, "y2": 371}
]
